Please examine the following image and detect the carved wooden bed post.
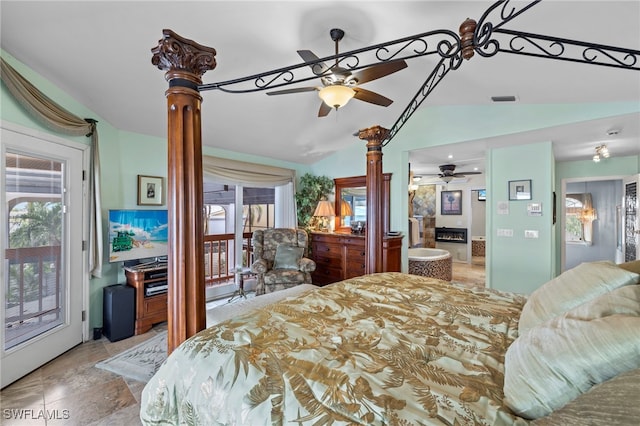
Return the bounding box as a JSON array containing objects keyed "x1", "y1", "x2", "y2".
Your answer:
[
  {"x1": 151, "y1": 30, "x2": 217, "y2": 354},
  {"x1": 359, "y1": 125, "x2": 388, "y2": 274}
]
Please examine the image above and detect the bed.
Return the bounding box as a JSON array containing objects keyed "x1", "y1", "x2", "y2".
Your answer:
[
  {"x1": 145, "y1": 4, "x2": 640, "y2": 423},
  {"x1": 141, "y1": 260, "x2": 640, "y2": 425}
]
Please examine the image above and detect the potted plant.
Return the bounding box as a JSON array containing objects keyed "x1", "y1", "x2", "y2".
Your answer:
[{"x1": 295, "y1": 173, "x2": 334, "y2": 232}]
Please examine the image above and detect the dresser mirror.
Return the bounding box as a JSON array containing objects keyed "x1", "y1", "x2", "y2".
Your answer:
[{"x1": 334, "y1": 174, "x2": 391, "y2": 234}]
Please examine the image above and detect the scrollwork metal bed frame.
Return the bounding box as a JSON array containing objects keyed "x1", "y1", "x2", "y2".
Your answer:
[{"x1": 150, "y1": 0, "x2": 639, "y2": 352}]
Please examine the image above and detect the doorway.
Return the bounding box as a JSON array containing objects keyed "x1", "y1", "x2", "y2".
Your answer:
[
  {"x1": 202, "y1": 180, "x2": 276, "y2": 299},
  {"x1": 1, "y1": 125, "x2": 86, "y2": 388},
  {"x1": 562, "y1": 178, "x2": 623, "y2": 272},
  {"x1": 470, "y1": 188, "x2": 487, "y2": 266},
  {"x1": 623, "y1": 175, "x2": 639, "y2": 262}
]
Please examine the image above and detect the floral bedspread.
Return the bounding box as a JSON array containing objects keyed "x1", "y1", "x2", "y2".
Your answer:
[{"x1": 140, "y1": 272, "x2": 528, "y2": 425}]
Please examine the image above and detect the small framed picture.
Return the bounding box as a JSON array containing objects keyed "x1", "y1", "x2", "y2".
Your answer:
[
  {"x1": 441, "y1": 190, "x2": 462, "y2": 215},
  {"x1": 509, "y1": 179, "x2": 532, "y2": 201},
  {"x1": 138, "y1": 175, "x2": 164, "y2": 205}
]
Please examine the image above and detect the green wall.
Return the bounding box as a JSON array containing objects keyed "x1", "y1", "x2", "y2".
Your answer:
[{"x1": 486, "y1": 141, "x2": 556, "y2": 294}]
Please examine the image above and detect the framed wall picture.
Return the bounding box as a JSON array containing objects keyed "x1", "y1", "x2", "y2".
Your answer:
[
  {"x1": 138, "y1": 175, "x2": 164, "y2": 206},
  {"x1": 508, "y1": 179, "x2": 532, "y2": 201},
  {"x1": 441, "y1": 190, "x2": 462, "y2": 215}
]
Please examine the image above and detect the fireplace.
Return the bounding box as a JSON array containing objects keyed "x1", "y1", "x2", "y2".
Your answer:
[{"x1": 435, "y1": 227, "x2": 468, "y2": 244}]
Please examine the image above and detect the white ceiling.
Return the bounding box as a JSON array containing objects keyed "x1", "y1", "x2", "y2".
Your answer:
[{"x1": 1, "y1": 1, "x2": 639, "y2": 176}]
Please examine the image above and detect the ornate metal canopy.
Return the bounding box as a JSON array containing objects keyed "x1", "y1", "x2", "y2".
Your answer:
[{"x1": 196, "y1": 0, "x2": 639, "y2": 147}]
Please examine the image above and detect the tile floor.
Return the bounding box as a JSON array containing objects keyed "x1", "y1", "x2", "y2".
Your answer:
[
  {"x1": 452, "y1": 256, "x2": 486, "y2": 287},
  {"x1": 0, "y1": 323, "x2": 167, "y2": 426},
  {"x1": 0, "y1": 261, "x2": 486, "y2": 425}
]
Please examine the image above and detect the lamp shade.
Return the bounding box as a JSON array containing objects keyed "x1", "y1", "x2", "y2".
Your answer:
[
  {"x1": 318, "y1": 85, "x2": 355, "y2": 109},
  {"x1": 314, "y1": 200, "x2": 335, "y2": 217},
  {"x1": 340, "y1": 200, "x2": 353, "y2": 217}
]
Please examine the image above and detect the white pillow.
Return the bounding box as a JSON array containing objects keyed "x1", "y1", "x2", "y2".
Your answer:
[
  {"x1": 504, "y1": 285, "x2": 640, "y2": 419},
  {"x1": 518, "y1": 261, "x2": 639, "y2": 334},
  {"x1": 530, "y1": 367, "x2": 640, "y2": 425}
]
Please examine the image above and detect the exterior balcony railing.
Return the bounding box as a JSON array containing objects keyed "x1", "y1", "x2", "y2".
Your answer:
[
  {"x1": 4, "y1": 233, "x2": 254, "y2": 347},
  {"x1": 203, "y1": 232, "x2": 254, "y2": 285},
  {"x1": 4, "y1": 245, "x2": 62, "y2": 349}
]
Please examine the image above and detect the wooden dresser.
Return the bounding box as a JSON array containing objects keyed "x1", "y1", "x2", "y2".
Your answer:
[
  {"x1": 124, "y1": 264, "x2": 168, "y2": 335},
  {"x1": 310, "y1": 232, "x2": 403, "y2": 286}
]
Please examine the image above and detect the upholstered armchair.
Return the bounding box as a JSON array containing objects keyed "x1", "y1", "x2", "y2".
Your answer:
[{"x1": 250, "y1": 228, "x2": 316, "y2": 295}]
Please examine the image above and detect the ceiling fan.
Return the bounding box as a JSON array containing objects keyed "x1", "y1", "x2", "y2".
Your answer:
[
  {"x1": 266, "y1": 28, "x2": 408, "y2": 117},
  {"x1": 427, "y1": 164, "x2": 482, "y2": 183}
]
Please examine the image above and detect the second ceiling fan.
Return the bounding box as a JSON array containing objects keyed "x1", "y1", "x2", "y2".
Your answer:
[
  {"x1": 429, "y1": 164, "x2": 482, "y2": 183},
  {"x1": 266, "y1": 28, "x2": 408, "y2": 117}
]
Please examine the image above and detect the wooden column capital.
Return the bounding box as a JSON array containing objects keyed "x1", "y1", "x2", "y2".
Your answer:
[
  {"x1": 359, "y1": 125, "x2": 389, "y2": 149},
  {"x1": 151, "y1": 29, "x2": 217, "y2": 83},
  {"x1": 359, "y1": 125, "x2": 388, "y2": 274},
  {"x1": 151, "y1": 30, "x2": 216, "y2": 354}
]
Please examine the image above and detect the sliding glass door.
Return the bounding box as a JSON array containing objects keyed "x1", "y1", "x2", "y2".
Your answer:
[{"x1": 202, "y1": 181, "x2": 275, "y2": 288}]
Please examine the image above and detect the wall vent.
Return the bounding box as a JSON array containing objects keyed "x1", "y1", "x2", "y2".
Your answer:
[{"x1": 491, "y1": 95, "x2": 517, "y2": 102}]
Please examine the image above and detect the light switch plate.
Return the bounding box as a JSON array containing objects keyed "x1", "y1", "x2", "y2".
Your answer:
[
  {"x1": 527, "y1": 202, "x2": 542, "y2": 216},
  {"x1": 497, "y1": 228, "x2": 514, "y2": 237}
]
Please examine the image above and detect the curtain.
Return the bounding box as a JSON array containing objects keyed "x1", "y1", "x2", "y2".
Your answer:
[
  {"x1": 0, "y1": 57, "x2": 103, "y2": 277},
  {"x1": 203, "y1": 155, "x2": 297, "y2": 227},
  {"x1": 202, "y1": 155, "x2": 294, "y2": 187},
  {"x1": 275, "y1": 182, "x2": 297, "y2": 228}
]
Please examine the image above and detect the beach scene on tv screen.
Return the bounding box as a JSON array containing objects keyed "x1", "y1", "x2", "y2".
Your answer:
[{"x1": 108, "y1": 210, "x2": 168, "y2": 263}]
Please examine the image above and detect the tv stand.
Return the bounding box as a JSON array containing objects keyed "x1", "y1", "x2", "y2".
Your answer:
[{"x1": 124, "y1": 263, "x2": 168, "y2": 335}]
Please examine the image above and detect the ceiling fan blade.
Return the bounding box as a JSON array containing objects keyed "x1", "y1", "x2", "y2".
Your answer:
[
  {"x1": 318, "y1": 101, "x2": 332, "y2": 117},
  {"x1": 266, "y1": 86, "x2": 318, "y2": 96},
  {"x1": 297, "y1": 50, "x2": 329, "y2": 74},
  {"x1": 353, "y1": 87, "x2": 393, "y2": 107},
  {"x1": 350, "y1": 60, "x2": 408, "y2": 85},
  {"x1": 453, "y1": 171, "x2": 482, "y2": 177}
]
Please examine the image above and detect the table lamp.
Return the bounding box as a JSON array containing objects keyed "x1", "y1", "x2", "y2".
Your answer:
[{"x1": 314, "y1": 200, "x2": 335, "y2": 232}]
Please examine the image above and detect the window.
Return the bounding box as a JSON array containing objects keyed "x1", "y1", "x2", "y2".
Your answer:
[
  {"x1": 203, "y1": 183, "x2": 275, "y2": 235},
  {"x1": 566, "y1": 193, "x2": 596, "y2": 244}
]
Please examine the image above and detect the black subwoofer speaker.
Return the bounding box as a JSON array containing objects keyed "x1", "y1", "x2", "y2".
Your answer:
[{"x1": 103, "y1": 284, "x2": 135, "y2": 342}]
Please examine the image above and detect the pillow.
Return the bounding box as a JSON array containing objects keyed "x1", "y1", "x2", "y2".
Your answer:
[
  {"x1": 518, "y1": 261, "x2": 639, "y2": 334},
  {"x1": 619, "y1": 259, "x2": 640, "y2": 278},
  {"x1": 272, "y1": 244, "x2": 304, "y2": 270},
  {"x1": 504, "y1": 285, "x2": 640, "y2": 419},
  {"x1": 531, "y1": 367, "x2": 640, "y2": 426}
]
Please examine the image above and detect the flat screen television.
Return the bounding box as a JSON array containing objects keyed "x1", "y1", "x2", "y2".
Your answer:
[
  {"x1": 478, "y1": 189, "x2": 487, "y2": 201},
  {"x1": 108, "y1": 209, "x2": 168, "y2": 264}
]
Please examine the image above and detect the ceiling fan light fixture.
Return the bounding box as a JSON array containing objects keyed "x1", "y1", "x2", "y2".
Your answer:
[
  {"x1": 318, "y1": 85, "x2": 355, "y2": 109},
  {"x1": 441, "y1": 175, "x2": 454, "y2": 183},
  {"x1": 593, "y1": 144, "x2": 610, "y2": 162}
]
